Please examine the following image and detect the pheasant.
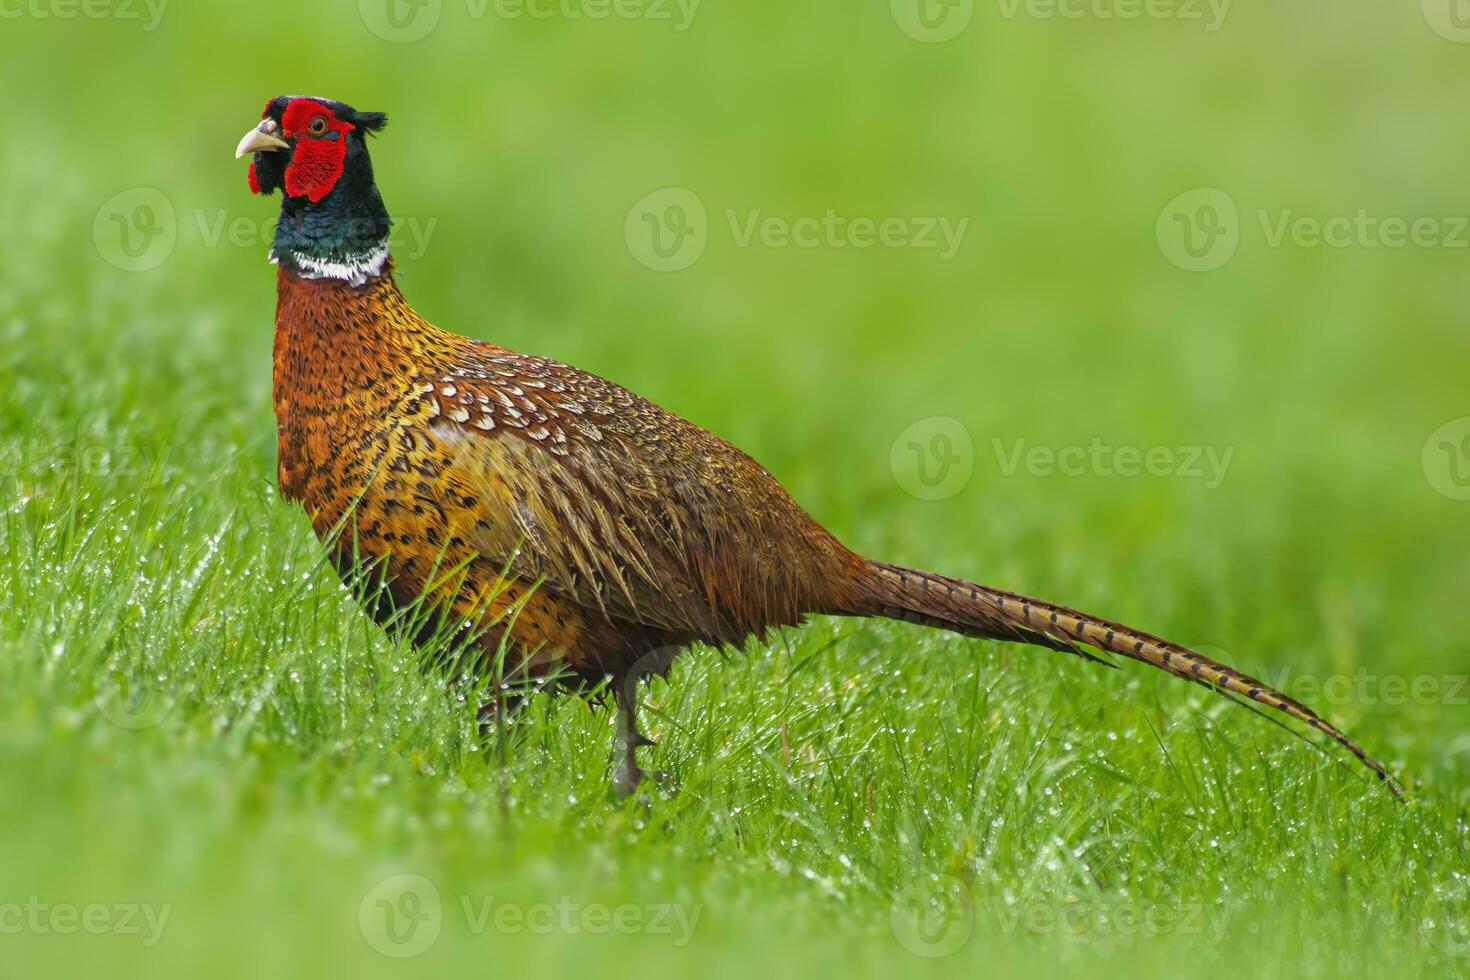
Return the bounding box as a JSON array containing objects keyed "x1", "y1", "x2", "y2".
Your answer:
[{"x1": 238, "y1": 95, "x2": 1398, "y2": 798}]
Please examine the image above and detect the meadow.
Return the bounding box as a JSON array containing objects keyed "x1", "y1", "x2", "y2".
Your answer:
[{"x1": 0, "y1": 2, "x2": 1467, "y2": 977}]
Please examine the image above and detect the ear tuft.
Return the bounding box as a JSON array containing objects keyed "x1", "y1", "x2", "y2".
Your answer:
[{"x1": 352, "y1": 111, "x2": 388, "y2": 134}]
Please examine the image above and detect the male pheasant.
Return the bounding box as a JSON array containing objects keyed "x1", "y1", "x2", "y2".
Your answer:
[{"x1": 239, "y1": 95, "x2": 1398, "y2": 798}]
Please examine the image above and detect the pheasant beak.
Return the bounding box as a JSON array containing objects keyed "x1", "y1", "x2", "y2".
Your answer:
[{"x1": 235, "y1": 118, "x2": 290, "y2": 159}]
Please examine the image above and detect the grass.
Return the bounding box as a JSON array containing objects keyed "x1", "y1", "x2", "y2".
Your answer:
[{"x1": 2, "y1": 4, "x2": 1470, "y2": 978}]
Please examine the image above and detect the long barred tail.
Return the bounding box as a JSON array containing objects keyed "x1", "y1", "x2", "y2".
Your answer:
[{"x1": 852, "y1": 560, "x2": 1400, "y2": 797}]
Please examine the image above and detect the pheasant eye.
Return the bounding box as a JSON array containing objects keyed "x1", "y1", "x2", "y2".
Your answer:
[{"x1": 308, "y1": 116, "x2": 328, "y2": 136}]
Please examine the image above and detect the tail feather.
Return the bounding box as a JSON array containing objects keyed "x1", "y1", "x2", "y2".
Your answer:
[{"x1": 852, "y1": 560, "x2": 1400, "y2": 798}]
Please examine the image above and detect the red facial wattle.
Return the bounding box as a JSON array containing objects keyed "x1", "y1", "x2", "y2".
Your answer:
[
  {"x1": 247, "y1": 161, "x2": 262, "y2": 195},
  {"x1": 285, "y1": 138, "x2": 348, "y2": 202},
  {"x1": 278, "y1": 99, "x2": 357, "y2": 203}
]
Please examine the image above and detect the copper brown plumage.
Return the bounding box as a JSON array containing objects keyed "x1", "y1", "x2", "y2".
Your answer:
[{"x1": 244, "y1": 95, "x2": 1400, "y2": 799}]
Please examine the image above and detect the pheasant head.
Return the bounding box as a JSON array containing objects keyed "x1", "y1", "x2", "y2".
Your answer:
[{"x1": 235, "y1": 95, "x2": 391, "y2": 285}]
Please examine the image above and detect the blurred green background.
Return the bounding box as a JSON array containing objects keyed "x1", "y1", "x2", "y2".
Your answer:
[{"x1": 1, "y1": 2, "x2": 1468, "y2": 978}]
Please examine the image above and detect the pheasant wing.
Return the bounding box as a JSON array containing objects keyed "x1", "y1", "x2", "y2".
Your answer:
[{"x1": 420, "y1": 346, "x2": 839, "y2": 641}]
